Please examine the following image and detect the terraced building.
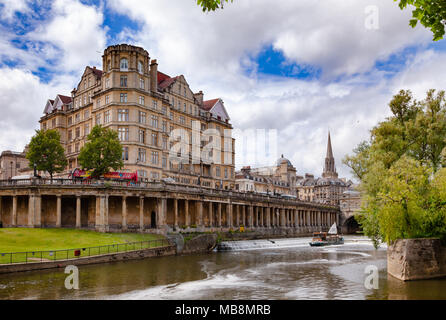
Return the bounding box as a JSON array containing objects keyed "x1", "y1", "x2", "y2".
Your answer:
[{"x1": 39, "y1": 44, "x2": 236, "y2": 190}]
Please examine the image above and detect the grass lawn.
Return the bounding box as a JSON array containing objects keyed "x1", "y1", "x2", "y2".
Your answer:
[{"x1": 0, "y1": 228, "x2": 165, "y2": 264}]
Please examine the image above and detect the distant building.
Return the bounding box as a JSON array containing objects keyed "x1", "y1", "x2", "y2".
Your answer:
[
  {"x1": 0, "y1": 150, "x2": 29, "y2": 179},
  {"x1": 296, "y1": 132, "x2": 352, "y2": 205},
  {"x1": 235, "y1": 155, "x2": 298, "y2": 196},
  {"x1": 339, "y1": 186, "x2": 362, "y2": 234}
]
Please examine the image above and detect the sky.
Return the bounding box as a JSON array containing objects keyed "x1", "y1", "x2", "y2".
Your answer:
[{"x1": 0, "y1": 0, "x2": 445, "y2": 180}]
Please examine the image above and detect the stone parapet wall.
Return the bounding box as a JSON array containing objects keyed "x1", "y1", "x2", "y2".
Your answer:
[{"x1": 387, "y1": 238, "x2": 446, "y2": 281}]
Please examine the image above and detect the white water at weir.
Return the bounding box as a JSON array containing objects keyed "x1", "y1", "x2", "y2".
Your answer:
[
  {"x1": 217, "y1": 238, "x2": 311, "y2": 251},
  {"x1": 216, "y1": 236, "x2": 375, "y2": 252}
]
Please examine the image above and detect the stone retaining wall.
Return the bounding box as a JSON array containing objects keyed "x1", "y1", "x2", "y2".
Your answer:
[
  {"x1": 0, "y1": 245, "x2": 176, "y2": 274},
  {"x1": 387, "y1": 238, "x2": 446, "y2": 281},
  {"x1": 182, "y1": 234, "x2": 218, "y2": 254}
]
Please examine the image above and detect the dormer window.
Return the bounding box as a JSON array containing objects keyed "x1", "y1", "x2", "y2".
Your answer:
[
  {"x1": 138, "y1": 61, "x2": 143, "y2": 74},
  {"x1": 120, "y1": 58, "x2": 128, "y2": 71}
]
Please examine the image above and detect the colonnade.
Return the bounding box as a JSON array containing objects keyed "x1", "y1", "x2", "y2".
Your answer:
[{"x1": 0, "y1": 193, "x2": 339, "y2": 234}]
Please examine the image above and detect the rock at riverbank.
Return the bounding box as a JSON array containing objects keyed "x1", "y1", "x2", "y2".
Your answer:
[
  {"x1": 387, "y1": 238, "x2": 446, "y2": 281},
  {"x1": 181, "y1": 234, "x2": 218, "y2": 254}
]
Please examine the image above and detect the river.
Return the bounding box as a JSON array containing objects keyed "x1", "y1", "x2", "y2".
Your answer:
[{"x1": 1, "y1": 236, "x2": 446, "y2": 300}]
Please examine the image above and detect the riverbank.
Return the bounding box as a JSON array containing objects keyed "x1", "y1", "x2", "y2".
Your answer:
[{"x1": 0, "y1": 228, "x2": 163, "y2": 254}]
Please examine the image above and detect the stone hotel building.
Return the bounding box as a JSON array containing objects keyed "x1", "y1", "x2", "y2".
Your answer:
[{"x1": 40, "y1": 44, "x2": 236, "y2": 190}]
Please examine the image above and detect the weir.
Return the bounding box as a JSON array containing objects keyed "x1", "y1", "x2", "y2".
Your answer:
[{"x1": 217, "y1": 238, "x2": 312, "y2": 251}]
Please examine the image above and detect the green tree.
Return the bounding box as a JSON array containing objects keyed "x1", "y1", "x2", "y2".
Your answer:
[
  {"x1": 345, "y1": 89, "x2": 446, "y2": 247},
  {"x1": 395, "y1": 0, "x2": 446, "y2": 41},
  {"x1": 78, "y1": 125, "x2": 124, "y2": 178},
  {"x1": 26, "y1": 129, "x2": 68, "y2": 180},
  {"x1": 342, "y1": 140, "x2": 371, "y2": 181},
  {"x1": 197, "y1": 0, "x2": 233, "y2": 11}
]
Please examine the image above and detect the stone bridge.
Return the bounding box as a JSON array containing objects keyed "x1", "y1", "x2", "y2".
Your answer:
[{"x1": 0, "y1": 178, "x2": 340, "y2": 236}]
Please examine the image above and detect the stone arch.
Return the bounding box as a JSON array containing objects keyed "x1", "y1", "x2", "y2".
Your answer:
[{"x1": 342, "y1": 216, "x2": 361, "y2": 234}]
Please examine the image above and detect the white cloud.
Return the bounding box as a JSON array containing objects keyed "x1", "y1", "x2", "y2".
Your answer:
[
  {"x1": 103, "y1": 0, "x2": 444, "y2": 179},
  {"x1": 27, "y1": 0, "x2": 106, "y2": 72},
  {"x1": 0, "y1": 0, "x2": 31, "y2": 21},
  {"x1": 0, "y1": 68, "x2": 77, "y2": 151},
  {"x1": 0, "y1": 0, "x2": 445, "y2": 181}
]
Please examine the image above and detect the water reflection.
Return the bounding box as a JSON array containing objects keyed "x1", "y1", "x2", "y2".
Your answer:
[{"x1": 0, "y1": 237, "x2": 445, "y2": 300}]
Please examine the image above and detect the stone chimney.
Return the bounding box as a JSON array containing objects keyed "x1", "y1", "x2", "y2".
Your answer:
[
  {"x1": 150, "y1": 59, "x2": 158, "y2": 93},
  {"x1": 194, "y1": 91, "x2": 204, "y2": 106}
]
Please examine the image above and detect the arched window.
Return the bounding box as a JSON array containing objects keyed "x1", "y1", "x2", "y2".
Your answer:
[
  {"x1": 120, "y1": 58, "x2": 128, "y2": 71},
  {"x1": 138, "y1": 61, "x2": 143, "y2": 74}
]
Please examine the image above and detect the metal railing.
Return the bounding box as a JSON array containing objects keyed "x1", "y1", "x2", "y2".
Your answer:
[{"x1": 0, "y1": 238, "x2": 171, "y2": 265}]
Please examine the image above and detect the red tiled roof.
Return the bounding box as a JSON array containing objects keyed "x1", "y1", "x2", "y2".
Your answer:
[
  {"x1": 157, "y1": 71, "x2": 181, "y2": 90},
  {"x1": 202, "y1": 98, "x2": 219, "y2": 111},
  {"x1": 49, "y1": 100, "x2": 55, "y2": 105},
  {"x1": 157, "y1": 71, "x2": 170, "y2": 84},
  {"x1": 58, "y1": 95, "x2": 72, "y2": 104}
]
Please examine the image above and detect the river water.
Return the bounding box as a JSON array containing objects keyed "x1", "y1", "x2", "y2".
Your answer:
[{"x1": 1, "y1": 236, "x2": 446, "y2": 300}]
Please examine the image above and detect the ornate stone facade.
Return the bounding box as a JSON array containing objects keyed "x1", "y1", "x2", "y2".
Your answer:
[
  {"x1": 297, "y1": 132, "x2": 351, "y2": 206},
  {"x1": 0, "y1": 151, "x2": 29, "y2": 180},
  {"x1": 39, "y1": 44, "x2": 236, "y2": 190},
  {"x1": 235, "y1": 155, "x2": 298, "y2": 196}
]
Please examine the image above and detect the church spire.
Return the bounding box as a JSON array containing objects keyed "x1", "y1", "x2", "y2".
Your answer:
[
  {"x1": 326, "y1": 131, "x2": 333, "y2": 159},
  {"x1": 323, "y1": 131, "x2": 338, "y2": 178}
]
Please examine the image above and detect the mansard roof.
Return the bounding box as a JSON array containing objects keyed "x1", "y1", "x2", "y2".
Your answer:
[
  {"x1": 202, "y1": 98, "x2": 219, "y2": 111},
  {"x1": 43, "y1": 95, "x2": 72, "y2": 114},
  {"x1": 202, "y1": 98, "x2": 230, "y2": 121}
]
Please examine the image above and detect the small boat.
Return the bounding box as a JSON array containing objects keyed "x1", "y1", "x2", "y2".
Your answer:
[{"x1": 309, "y1": 223, "x2": 344, "y2": 247}]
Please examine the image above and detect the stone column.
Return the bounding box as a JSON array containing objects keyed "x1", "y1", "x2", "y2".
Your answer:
[
  {"x1": 96, "y1": 195, "x2": 109, "y2": 232},
  {"x1": 197, "y1": 201, "x2": 204, "y2": 228},
  {"x1": 253, "y1": 206, "x2": 257, "y2": 228},
  {"x1": 280, "y1": 208, "x2": 286, "y2": 227},
  {"x1": 236, "y1": 205, "x2": 240, "y2": 228},
  {"x1": 158, "y1": 198, "x2": 167, "y2": 229},
  {"x1": 242, "y1": 205, "x2": 246, "y2": 227},
  {"x1": 249, "y1": 206, "x2": 254, "y2": 227},
  {"x1": 28, "y1": 194, "x2": 41, "y2": 228},
  {"x1": 218, "y1": 202, "x2": 222, "y2": 227},
  {"x1": 227, "y1": 202, "x2": 232, "y2": 228},
  {"x1": 185, "y1": 200, "x2": 190, "y2": 227},
  {"x1": 76, "y1": 196, "x2": 81, "y2": 228},
  {"x1": 95, "y1": 196, "x2": 100, "y2": 231},
  {"x1": 336, "y1": 212, "x2": 339, "y2": 225},
  {"x1": 294, "y1": 209, "x2": 298, "y2": 228},
  {"x1": 208, "y1": 202, "x2": 213, "y2": 228},
  {"x1": 260, "y1": 207, "x2": 264, "y2": 227},
  {"x1": 56, "y1": 195, "x2": 62, "y2": 228},
  {"x1": 317, "y1": 211, "x2": 321, "y2": 228},
  {"x1": 122, "y1": 196, "x2": 128, "y2": 231},
  {"x1": 139, "y1": 196, "x2": 144, "y2": 231},
  {"x1": 104, "y1": 195, "x2": 109, "y2": 232},
  {"x1": 267, "y1": 207, "x2": 271, "y2": 228},
  {"x1": 174, "y1": 198, "x2": 178, "y2": 229}
]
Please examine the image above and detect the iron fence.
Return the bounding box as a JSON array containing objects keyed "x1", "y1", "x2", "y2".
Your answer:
[{"x1": 0, "y1": 238, "x2": 171, "y2": 265}]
